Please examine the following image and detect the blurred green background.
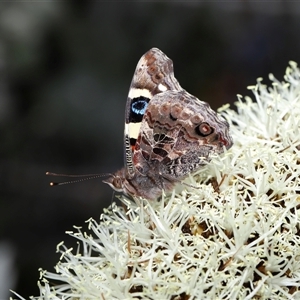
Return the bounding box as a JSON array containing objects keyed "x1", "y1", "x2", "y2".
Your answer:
[{"x1": 1, "y1": 2, "x2": 300, "y2": 298}]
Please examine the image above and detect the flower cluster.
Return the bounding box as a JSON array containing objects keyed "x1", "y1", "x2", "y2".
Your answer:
[{"x1": 16, "y1": 62, "x2": 300, "y2": 299}]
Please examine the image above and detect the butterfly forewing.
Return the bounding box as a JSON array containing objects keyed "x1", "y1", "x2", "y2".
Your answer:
[{"x1": 124, "y1": 48, "x2": 182, "y2": 177}]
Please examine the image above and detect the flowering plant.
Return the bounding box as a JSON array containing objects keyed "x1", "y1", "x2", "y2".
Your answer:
[{"x1": 14, "y1": 62, "x2": 300, "y2": 299}]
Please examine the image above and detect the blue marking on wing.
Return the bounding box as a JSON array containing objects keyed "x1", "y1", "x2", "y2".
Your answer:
[{"x1": 131, "y1": 99, "x2": 148, "y2": 115}]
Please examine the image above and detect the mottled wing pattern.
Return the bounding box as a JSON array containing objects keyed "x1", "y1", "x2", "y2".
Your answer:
[
  {"x1": 124, "y1": 48, "x2": 182, "y2": 178},
  {"x1": 133, "y1": 89, "x2": 233, "y2": 181}
]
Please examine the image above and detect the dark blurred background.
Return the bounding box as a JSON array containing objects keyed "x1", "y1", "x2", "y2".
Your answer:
[{"x1": 1, "y1": 2, "x2": 300, "y2": 299}]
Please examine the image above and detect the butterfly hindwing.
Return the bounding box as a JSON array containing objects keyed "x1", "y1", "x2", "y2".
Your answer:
[{"x1": 133, "y1": 89, "x2": 232, "y2": 181}]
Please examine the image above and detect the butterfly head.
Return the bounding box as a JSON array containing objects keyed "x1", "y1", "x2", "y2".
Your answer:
[
  {"x1": 103, "y1": 169, "x2": 137, "y2": 197},
  {"x1": 103, "y1": 170, "x2": 124, "y2": 192}
]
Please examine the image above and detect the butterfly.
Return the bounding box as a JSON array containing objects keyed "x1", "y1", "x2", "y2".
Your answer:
[{"x1": 103, "y1": 48, "x2": 233, "y2": 200}]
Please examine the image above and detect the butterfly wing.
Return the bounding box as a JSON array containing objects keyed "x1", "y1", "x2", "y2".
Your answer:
[
  {"x1": 124, "y1": 48, "x2": 182, "y2": 178},
  {"x1": 132, "y1": 89, "x2": 233, "y2": 181},
  {"x1": 104, "y1": 48, "x2": 233, "y2": 200}
]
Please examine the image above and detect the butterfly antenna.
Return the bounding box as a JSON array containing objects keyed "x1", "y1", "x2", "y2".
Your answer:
[{"x1": 46, "y1": 172, "x2": 111, "y2": 186}]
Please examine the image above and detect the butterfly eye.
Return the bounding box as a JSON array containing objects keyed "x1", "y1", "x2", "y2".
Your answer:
[
  {"x1": 113, "y1": 177, "x2": 123, "y2": 190},
  {"x1": 195, "y1": 122, "x2": 213, "y2": 137}
]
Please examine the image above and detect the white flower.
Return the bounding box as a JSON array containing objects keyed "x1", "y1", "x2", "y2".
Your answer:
[{"x1": 14, "y1": 61, "x2": 300, "y2": 299}]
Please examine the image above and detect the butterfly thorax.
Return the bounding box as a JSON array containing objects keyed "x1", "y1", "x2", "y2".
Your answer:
[{"x1": 104, "y1": 164, "x2": 177, "y2": 201}]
